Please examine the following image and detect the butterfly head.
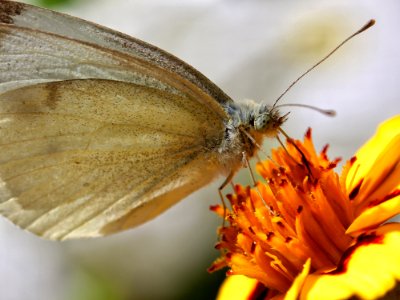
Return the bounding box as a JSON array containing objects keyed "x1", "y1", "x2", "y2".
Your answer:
[
  {"x1": 253, "y1": 104, "x2": 287, "y2": 137},
  {"x1": 225, "y1": 99, "x2": 287, "y2": 139}
]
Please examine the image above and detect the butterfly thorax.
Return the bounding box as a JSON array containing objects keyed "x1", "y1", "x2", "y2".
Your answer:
[{"x1": 217, "y1": 99, "x2": 286, "y2": 172}]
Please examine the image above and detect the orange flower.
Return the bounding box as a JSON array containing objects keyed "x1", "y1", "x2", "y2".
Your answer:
[{"x1": 210, "y1": 115, "x2": 400, "y2": 300}]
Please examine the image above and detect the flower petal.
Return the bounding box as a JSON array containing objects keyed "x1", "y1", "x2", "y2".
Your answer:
[
  {"x1": 284, "y1": 259, "x2": 311, "y2": 300},
  {"x1": 216, "y1": 275, "x2": 265, "y2": 300},
  {"x1": 301, "y1": 223, "x2": 400, "y2": 300},
  {"x1": 346, "y1": 194, "x2": 400, "y2": 235},
  {"x1": 346, "y1": 115, "x2": 400, "y2": 207}
]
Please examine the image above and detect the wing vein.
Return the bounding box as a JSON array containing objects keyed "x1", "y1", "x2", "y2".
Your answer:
[
  {"x1": 2, "y1": 145, "x2": 204, "y2": 182},
  {"x1": 58, "y1": 149, "x2": 202, "y2": 239},
  {"x1": 18, "y1": 145, "x2": 202, "y2": 232}
]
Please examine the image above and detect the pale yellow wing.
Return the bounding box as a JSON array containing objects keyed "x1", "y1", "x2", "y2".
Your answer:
[
  {"x1": 0, "y1": 79, "x2": 224, "y2": 240},
  {"x1": 0, "y1": 1, "x2": 232, "y2": 113}
]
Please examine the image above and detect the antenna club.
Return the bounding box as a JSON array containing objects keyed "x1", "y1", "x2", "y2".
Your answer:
[
  {"x1": 360, "y1": 19, "x2": 376, "y2": 33},
  {"x1": 325, "y1": 110, "x2": 336, "y2": 117}
]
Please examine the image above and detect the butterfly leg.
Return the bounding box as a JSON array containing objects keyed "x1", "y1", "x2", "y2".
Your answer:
[
  {"x1": 218, "y1": 171, "x2": 235, "y2": 230},
  {"x1": 242, "y1": 152, "x2": 276, "y2": 215}
]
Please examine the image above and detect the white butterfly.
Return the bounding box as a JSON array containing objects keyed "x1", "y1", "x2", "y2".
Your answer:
[{"x1": 0, "y1": 1, "x2": 285, "y2": 240}]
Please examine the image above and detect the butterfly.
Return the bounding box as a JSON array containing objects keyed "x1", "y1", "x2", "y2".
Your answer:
[
  {"x1": 0, "y1": 1, "x2": 287, "y2": 240},
  {"x1": 0, "y1": 1, "x2": 373, "y2": 240}
]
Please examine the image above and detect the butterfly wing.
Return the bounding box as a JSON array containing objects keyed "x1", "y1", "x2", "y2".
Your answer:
[
  {"x1": 0, "y1": 2, "x2": 235, "y2": 239},
  {"x1": 0, "y1": 1, "x2": 233, "y2": 109},
  {"x1": 0, "y1": 79, "x2": 225, "y2": 240}
]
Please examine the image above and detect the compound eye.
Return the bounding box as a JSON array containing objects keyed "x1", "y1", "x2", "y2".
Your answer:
[{"x1": 262, "y1": 118, "x2": 269, "y2": 126}]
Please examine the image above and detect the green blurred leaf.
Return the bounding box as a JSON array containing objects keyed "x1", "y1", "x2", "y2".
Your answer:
[
  {"x1": 70, "y1": 266, "x2": 124, "y2": 300},
  {"x1": 33, "y1": 0, "x2": 77, "y2": 8}
]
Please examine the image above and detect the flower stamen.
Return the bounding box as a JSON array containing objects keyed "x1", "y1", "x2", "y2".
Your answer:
[{"x1": 212, "y1": 116, "x2": 400, "y2": 300}]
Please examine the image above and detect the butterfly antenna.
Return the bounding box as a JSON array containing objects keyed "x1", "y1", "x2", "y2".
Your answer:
[
  {"x1": 272, "y1": 19, "x2": 376, "y2": 109},
  {"x1": 274, "y1": 103, "x2": 336, "y2": 117}
]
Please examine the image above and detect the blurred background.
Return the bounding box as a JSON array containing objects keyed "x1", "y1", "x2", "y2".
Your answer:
[{"x1": 0, "y1": 0, "x2": 399, "y2": 299}]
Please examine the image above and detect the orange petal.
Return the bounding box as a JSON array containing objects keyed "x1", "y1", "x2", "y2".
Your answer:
[
  {"x1": 300, "y1": 223, "x2": 400, "y2": 300},
  {"x1": 285, "y1": 259, "x2": 311, "y2": 300},
  {"x1": 346, "y1": 194, "x2": 400, "y2": 235},
  {"x1": 346, "y1": 115, "x2": 400, "y2": 205},
  {"x1": 216, "y1": 275, "x2": 264, "y2": 300}
]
